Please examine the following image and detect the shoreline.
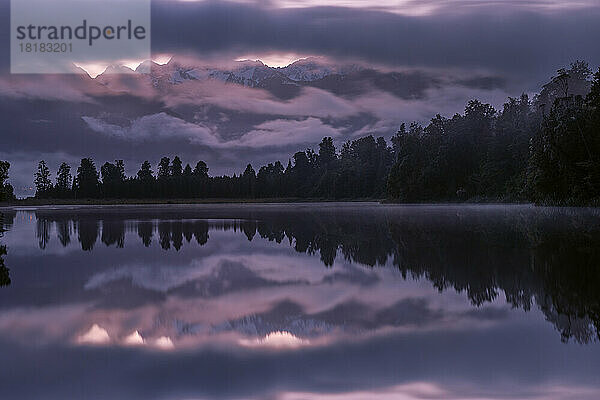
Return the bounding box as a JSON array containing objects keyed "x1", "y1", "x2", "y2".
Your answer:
[
  {"x1": 0, "y1": 198, "x2": 383, "y2": 208},
  {"x1": 2, "y1": 198, "x2": 598, "y2": 209},
  {"x1": 2, "y1": 198, "x2": 563, "y2": 209}
]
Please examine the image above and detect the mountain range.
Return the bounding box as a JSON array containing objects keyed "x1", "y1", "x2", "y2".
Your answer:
[
  {"x1": 0, "y1": 57, "x2": 509, "y2": 195},
  {"x1": 94, "y1": 57, "x2": 505, "y2": 100}
]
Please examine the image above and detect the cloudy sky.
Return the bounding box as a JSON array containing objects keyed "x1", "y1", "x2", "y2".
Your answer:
[{"x1": 1, "y1": 0, "x2": 600, "y2": 195}]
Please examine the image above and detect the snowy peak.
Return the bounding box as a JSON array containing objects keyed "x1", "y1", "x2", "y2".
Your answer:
[
  {"x1": 279, "y1": 58, "x2": 363, "y2": 82},
  {"x1": 135, "y1": 60, "x2": 159, "y2": 74},
  {"x1": 145, "y1": 59, "x2": 287, "y2": 87},
  {"x1": 225, "y1": 60, "x2": 284, "y2": 86},
  {"x1": 101, "y1": 64, "x2": 136, "y2": 75},
  {"x1": 94, "y1": 57, "x2": 362, "y2": 89},
  {"x1": 279, "y1": 58, "x2": 336, "y2": 82}
]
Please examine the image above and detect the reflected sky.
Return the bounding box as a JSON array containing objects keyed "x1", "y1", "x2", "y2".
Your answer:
[{"x1": 0, "y1": 204, "x2": 599, "y2": 400}]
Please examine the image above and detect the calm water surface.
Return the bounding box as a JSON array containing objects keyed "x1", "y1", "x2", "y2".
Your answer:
[{"x1": 0, "y1": 203, "x2": 599, "y2": 400}]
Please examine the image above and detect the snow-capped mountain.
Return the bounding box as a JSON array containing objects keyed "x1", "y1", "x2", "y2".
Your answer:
[
  {"x1": 98, "y1": 57, "x2": 363, "y2": 90},
  {"x1": 279, "y1": 59, "x2": 335, "y2": 82},
  {"x1": 95, "y1": 56, "x2": 464, "y2": 101},
  {"x1": 96, "y1": 56, "x2": 506, "y2": 102},
  {"x1": 131, "y1": 58, "x2": 293, "y2": 88},
  {"x1": 278, "y1": 57, "x2": 362, "y2": 82}
]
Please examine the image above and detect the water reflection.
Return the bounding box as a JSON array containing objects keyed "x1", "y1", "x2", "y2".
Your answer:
[
  {"x1": 0, "y1": 211, "x2": 11, "y2": 287},
  {"x1": 0, "y1": 246, "x2": 8, "y2": 287},
  {"x1": 25, "y1": 205, "x2": 600, "y2": 344},
  {"x1": 1, "y1": 204, "x2": 599, "y2": 400}
]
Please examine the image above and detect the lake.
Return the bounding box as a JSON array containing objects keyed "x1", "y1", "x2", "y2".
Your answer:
[{"x1": 0, "y1": 203, "x2": 599, "y2": 400}]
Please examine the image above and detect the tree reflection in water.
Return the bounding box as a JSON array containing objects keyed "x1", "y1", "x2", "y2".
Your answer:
[
  {"x1": 30, "y1": 205, "x2": 600, "y2": 343},
  {"x1": 0, "y1": 211, "x2": 12, "y2": 287}
]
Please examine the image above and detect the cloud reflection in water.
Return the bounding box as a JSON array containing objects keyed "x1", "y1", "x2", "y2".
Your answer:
[{"x1": 1, "y1": 204, "x2": 600, "y2": 399}]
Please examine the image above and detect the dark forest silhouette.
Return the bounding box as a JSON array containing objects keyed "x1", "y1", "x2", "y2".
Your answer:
[
  {"x1": 0, "y1": 62, "x2": 598, "y2": 205},
  {"x1": 24, "y1": 206, "x2": 600, "y2": 344},
  {"x1": 389, "y1": 61, "x2": 600, "y2": 205},
  {"x1": 30, "y1": 135, "x2": 393, "y2": 201}
]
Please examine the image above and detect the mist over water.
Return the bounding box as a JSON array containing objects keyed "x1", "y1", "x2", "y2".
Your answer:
[{"x1": 0, "y1": 203, "x2": 599, "y2": 399}]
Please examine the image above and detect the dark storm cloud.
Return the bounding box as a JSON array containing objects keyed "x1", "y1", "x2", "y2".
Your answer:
[
  {"x1": 1, "y1": 0, "x2": 599, "y2": 83},
  {"x1": 2, "y1": 0, "x2": 600, "y2": 195},
  {"x1": 150, "y1": 0, "x2": 600, "y2": 86},
  {"x1": 0, "y1": 1, "x2": 8, "y2": 73}
]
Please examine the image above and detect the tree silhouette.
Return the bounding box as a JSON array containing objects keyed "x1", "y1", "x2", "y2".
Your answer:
[
  {"x1": 387, "y1": 98, "x2": 534, "y2": 202},
  {"x1": 242, "y1": 164, "x2": 256, "y2": 198},
  {"x1": 536, "y1": 61, "x2": 592, "y2": 110},
  {"x1": 193, "y1": 161, "x2": 209, "y2": 177},
  {"x1": 157, "y1": 157, "x2": 170, "y2": 180},
  {"x1": 137, "y1": 161, "x2": 154, "y2": 182},
  {"x1": 527, "y1": 66, "x2": 600, "y2": 205},
  {"x1": 55, "y1": 162, "x2": 72, "y2": 198},
  {"x1": 171, "y1": 156, "x2": 183, "y2": 177},
  {"x1": 0, "y1": 161, "x2": 14, "y2": 202},
  {"x1": 0, "y1": 162, "x2": 8, "y2": 190},
  {"x1": 34, "y1": 160, "x2": 53, "y2": 198},
  {"x1": 74, "y1": 158, "x2": 100, "y2": 198},
  {"x1": 318, "y1": 137, "x2": 337, "y2": 168},
  {"x1": 101, "y1": 160, "x2": 126, "y2": 198},
  {"x1": 135, "y1": 161, "x2": 155, "y2": 198}
]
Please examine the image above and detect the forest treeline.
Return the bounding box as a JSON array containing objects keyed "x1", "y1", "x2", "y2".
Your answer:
[
  {"x1": 28, "y1": 135, "x2": 393, "y2": 200},
  {"x1": 389, "y1": 61, "x2": 600, "y2": 205},
  {"x1": 0, "y1": 61, "x2": 599, "y2": 205}
]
